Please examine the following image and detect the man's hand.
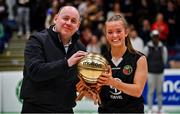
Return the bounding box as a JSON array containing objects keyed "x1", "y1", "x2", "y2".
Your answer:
[{"x1": 68, "y1": 51, "x2": 87, "y2": 67}]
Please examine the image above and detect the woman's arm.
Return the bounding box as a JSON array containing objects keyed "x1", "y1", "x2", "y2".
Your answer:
[{"x1": 98, "y1": 56, "x2": 148, "y2": 97}]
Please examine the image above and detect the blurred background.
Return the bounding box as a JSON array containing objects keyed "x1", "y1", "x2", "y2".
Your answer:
[{"x1": 0, "y1": 0, "x2": 180, "y2": 113}]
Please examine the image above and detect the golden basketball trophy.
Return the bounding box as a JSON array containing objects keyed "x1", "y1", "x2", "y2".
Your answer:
[{"x1": 76, "y1": 53, "x2": 108, "y2": 104}]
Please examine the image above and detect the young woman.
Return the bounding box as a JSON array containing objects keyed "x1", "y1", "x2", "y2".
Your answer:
[{"x1": 97, "y1": 14, "x2": 148, "y2": 113}]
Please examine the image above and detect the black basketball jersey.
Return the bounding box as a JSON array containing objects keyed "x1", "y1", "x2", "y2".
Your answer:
[{"x1": 99, "y1": 49, "x2": 144, "y2": 113}]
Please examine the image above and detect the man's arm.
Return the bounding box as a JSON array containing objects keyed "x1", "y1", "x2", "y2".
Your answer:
[{"x1": 24, "y1": 35, "x2": 69, "y2": 82}]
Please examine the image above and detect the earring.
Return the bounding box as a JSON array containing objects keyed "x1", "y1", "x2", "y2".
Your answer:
[{"x1": 53, "y1": 26, "x2": 57, "y2": 32}]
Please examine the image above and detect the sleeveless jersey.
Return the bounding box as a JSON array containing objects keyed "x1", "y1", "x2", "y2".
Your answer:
[{"x1": 99, "y1": 49, "x2": 144, "y2": 113}]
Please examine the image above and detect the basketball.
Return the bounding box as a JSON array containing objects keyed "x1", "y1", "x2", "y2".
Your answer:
[{"x1": 77, "y1": 53, "x2": 108, "y2": 84}]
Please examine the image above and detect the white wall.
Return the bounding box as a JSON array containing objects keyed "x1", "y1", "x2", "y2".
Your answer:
[{"x1": 1, "y1": 71, "x2": 22, "y2": 112}]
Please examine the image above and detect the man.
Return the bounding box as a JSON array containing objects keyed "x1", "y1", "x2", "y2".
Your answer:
[
  {"x1": 20, "y1": 6, "x2": 87, "y2": 113},
  {"x1": 143, "y1": 30, "x2": 168, "y2": 113}
]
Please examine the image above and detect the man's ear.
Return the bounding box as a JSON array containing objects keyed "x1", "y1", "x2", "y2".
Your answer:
[{"x1": 53, "y1": 14, "x2": 58, "y2": 24}]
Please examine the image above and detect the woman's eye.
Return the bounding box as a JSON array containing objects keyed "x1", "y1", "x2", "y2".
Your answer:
[
  {"x1": 108, "y1": 32, "x2": 112, "y2": 34},
  {"x1": 117, "y1": 31, "x2": 121, "y2": 34}
]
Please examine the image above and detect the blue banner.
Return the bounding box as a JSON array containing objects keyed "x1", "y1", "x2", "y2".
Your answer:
[{"x1": 143, "y1": 75, "x2": 180, "y2": 105}]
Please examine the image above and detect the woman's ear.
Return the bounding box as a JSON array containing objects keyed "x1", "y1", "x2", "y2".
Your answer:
[{"x1": 125, "y1": 28, "x2": 129, "y2": 37}]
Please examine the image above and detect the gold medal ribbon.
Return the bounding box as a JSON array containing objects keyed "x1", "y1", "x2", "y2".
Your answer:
[{"x1": 76, "y1": 75, "x2": 101, "y2": 105}]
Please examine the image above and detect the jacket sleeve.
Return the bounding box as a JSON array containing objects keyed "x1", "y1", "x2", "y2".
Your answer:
[{"x1": 24, "y1": 35, "x2": 69, "y2": 82}]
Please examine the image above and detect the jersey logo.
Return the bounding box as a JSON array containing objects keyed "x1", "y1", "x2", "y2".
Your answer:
[
  {"x1": 110, "y1": 78, "x2": 122, "y2": 95},
  {"x1": 123, "y1": 65, "x2": 133, "y2": 75},
  {"x1": 109, "y1": 78, "x2": 123, "y2": 99}
]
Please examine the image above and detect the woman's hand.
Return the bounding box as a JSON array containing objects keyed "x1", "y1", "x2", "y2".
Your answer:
[{"x1": 97, "y1": 65, "x2": 114, "y2": 87}]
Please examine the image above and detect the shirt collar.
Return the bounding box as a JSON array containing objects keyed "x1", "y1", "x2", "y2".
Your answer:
[{"x1": 64, "y1": 39, "x2": 72, "y2": 47}]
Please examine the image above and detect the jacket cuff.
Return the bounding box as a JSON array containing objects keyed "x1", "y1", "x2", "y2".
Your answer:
[{"x1": 64, "y1": 57, "x2": 69, "y2": 69}]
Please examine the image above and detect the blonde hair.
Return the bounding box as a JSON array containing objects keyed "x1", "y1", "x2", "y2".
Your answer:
[{"x1": 105, "y1": 14, "x2": 136, "y2": 54}]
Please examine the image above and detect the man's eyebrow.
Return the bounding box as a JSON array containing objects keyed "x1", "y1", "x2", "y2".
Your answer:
[
  {"x1": 58, "y1": 12, "x2": 80, "y2": 21},
  {"x1": 61, "y1": 15, "x2": 78, "y2": 20}
]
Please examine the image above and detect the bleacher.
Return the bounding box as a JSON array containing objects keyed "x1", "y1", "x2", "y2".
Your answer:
[{"x1": 0, "y1": 32, "x2": 25, "y2": 71}]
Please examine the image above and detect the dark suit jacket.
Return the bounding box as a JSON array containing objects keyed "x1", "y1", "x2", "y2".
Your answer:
[{"x1": 20, "y1": 25, "x2": 86, "y2": 111}]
